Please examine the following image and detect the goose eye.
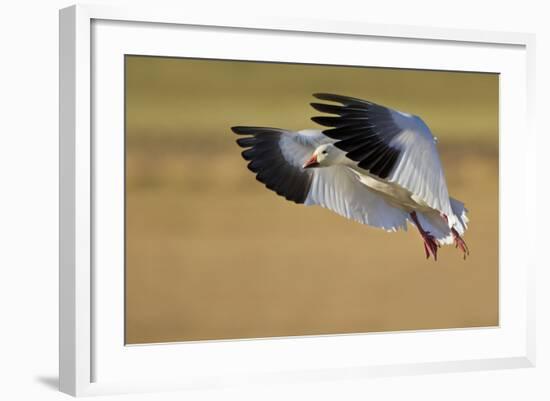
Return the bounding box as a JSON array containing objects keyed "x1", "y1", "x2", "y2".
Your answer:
[{"x1": 322, "y1": 150, "x2": 328, "y2": 154}]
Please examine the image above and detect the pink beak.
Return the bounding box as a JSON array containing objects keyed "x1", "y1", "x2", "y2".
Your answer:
[{"x1": 303, "y1": 154, "x2": 319, "y2": 169}]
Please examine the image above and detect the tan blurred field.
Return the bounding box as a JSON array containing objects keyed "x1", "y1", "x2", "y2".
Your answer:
[{"x1": 125, "y1": 56, "x2": 499, "y2": 344}]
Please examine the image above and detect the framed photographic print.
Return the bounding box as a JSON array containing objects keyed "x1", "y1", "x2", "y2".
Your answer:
[{"x1": 59, "y1": 4, "x2": 536, "y2": 397}]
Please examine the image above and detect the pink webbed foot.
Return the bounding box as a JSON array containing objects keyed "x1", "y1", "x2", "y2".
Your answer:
[
  {"x1": 421, "y1": 231, "x2": 439, "y2": 261},
  {"x1": 410, "y1": 211, "x2": 440, "y2": 261},
  {"x1": 451, "y1": 228, "x2": 470, "y2": 260}
]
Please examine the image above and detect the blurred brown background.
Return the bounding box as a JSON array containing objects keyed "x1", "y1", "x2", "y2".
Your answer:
[{"x1": 125, "y1": 56, "x2": 499, "y2": 344}]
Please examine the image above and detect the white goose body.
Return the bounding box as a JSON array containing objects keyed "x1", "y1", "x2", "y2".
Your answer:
[
  {"x1": 310, "y1": 142, "x2": 426, "y2": 209},
  {"x1": 232, "y1": 94, "x2": 469, "y2": 260}
]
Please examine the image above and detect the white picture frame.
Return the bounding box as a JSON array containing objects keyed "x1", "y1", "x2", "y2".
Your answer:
[{"x1": 59, "y1": 4, "x2": 536, "y2": 397}]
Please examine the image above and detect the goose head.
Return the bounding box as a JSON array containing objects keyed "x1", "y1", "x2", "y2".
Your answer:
[{"x1": 303, "y1": 143, "x2": 342, "y2": 169}]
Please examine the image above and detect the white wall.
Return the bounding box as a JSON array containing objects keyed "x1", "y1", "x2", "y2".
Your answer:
[{"x1": 0, "y1": 0, "x2": 547, "y2": 400}]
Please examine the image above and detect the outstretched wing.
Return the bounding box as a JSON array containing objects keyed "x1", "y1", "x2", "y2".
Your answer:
[
  {"x1": 232, "y1": 127, "x2": 324, "y2": 204},
  {"x1": 232, "y1": 126, "x2": 409, "y2": 231},
  {"x1": 311, "y1": 93, "x2": 453, "y2": 221}
]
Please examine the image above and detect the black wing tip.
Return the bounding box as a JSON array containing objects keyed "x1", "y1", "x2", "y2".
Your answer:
[
  {"x1": 231, "y1": 126, "x2": 287, "y2": 135},
  {"x1": 310, "y1": 116, "x2": 327, "y2": 126},
  {"x1": 231, "y1": 126, "x2": 246, "y2": 135},
  {"x1": 310, "y1": 102, "x2": 344, "y2": 115},
  {"x1": 310, "y1": 102, "x2": 328, "y2": 112},
  {"x1": 311, "y1": 116, "x2": 344, "y2": 127},
  {"x1": 313, "y1": 93, "x2": 343, "y2": 101},
  {"x1": 313, "y1": 93, "x2": 374, "y2": 107},
  {"x1": 231, "y1": 126, "x2": 257, "y2": 135}
]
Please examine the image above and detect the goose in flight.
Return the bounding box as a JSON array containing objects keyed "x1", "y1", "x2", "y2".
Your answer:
[{"x1": 231, "y1": 93, "x2": 469, "y2": 260}]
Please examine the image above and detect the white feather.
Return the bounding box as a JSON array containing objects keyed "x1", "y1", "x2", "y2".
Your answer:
[
  {"x1": 276, "y1": 130, "x2": 409, "y2": 231},
  {"x1": 305, "y1": 165, "x2": 409, "y2": 232},
  {"x1": 234, "y1": 115, "x2": 469, "y2": 242},
  {"x1": 387, "y1": 110, "x2": 454, "y2": 225},
  {"x1": 411, "y1": 198, "x2": 469, "y2": 245}
]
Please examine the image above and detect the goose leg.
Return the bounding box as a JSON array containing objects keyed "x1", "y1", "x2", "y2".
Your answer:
[
  {"x1": 440, "y1": 214, "x2": 470, "y2": 260},
  {"x1": 410, "y1": 212, "x2": 439, "y2": 261},
  {"x1": 451, "y1": 227, "x2": 470, "y2": 260}
]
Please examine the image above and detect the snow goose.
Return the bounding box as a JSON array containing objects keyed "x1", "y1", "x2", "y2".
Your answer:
[{"x1": 231, "y1": 93, "x2": 469, "y2": 260}]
